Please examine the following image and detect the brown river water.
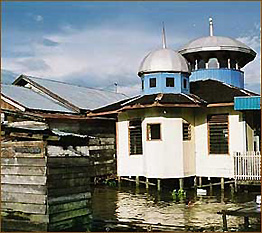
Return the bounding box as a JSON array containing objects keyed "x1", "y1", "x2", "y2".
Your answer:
[{"x1": 90, "y1": 183, "x2": 261, "y2": 232}]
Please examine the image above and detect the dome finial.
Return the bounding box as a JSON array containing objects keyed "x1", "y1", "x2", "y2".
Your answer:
[
  {"x1": 209, "y1": 17, "x2": 214, "y2": 36},
  {"x1": 162, "y1": 22, "x2": 167, "y2": 49}
]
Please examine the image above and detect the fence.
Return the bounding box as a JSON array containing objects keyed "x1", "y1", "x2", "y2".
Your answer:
[{"x1": 233, "y1": 151, "x2": 261, "y2": 180}]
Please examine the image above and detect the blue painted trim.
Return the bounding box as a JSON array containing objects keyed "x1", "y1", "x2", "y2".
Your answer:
[
  {"x1": 190, "y1": 68, "x2": 244, "y2": 88},
  {"x1": 234, "y1": 96, "x2": 261, "y2": 110},
  {"x1": 141, "y1": 72, "x2": 190, "y2": 95}
]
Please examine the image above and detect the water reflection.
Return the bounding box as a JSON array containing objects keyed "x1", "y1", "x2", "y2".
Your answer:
[{"x1": 91, "y1": 185, "x2": 260, "y2": 232}]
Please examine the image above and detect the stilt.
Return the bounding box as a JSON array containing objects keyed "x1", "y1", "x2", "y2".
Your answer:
[
  {"x1": 118, "y1": 176, "x2": 121, "y2": 187},
  {"x1": 136, "y1": 176, "x2": 139, "y2": 187},
  {"x1": 209, "y1": 179, "x2": 213, "y2": 196},
  {"x1": 234, "y1": 179, "x2": 238, "y2": 193},
  {"x1": 194, "y1": 176, "x2": 197, "y2": 188},
  {"x1": 222, "y1": 210, "x2": 228, "y2": 231},
  {"x1": 179, "y1": 178, "x2": 184, "y2": 190},
  {"x1": 146, "y1": 178, "x2": 149, "y2": 189},
  {"x1": 230, "y1": 183, "x2": 234, "y2": 197},
  {"x1": 221, "y1": 177, "x2": 225, "y2": 191},
  {"x1": 157, "y1": 179, "x2": 161, "y2": 192},
  {"x1": 199, "y1": 176, "x2": 202, "y2": 187},
  {"x1": 244, "y1": 216, "x2": 250, "y2": 229}
]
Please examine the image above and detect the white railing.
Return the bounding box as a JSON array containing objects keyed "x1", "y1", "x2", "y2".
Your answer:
[{"x1": 234, "y1": 151, "x2": 261, "y2": 180}]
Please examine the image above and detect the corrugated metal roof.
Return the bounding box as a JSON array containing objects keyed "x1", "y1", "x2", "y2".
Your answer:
[
  {"x1": 1, "y1": 84, "x2": 75, "y2": 113},
  {"x1": 20, "y1": 76, "x2": 128, "y2": 111}
]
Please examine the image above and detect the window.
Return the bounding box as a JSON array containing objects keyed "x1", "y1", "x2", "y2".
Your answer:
[
  {"x1": 183, "y1": 122, "x2": 191, "y2": 141},
  {"x1": 129, "y1": 120, "x2": 143, "y2": 155},
  {"x1": 147, "y1": 123, "x2": 161, "y2": 140},
  {"x1": 142, "y1": 80, "x2": 144, "y2": 90},
  {"x1": 208, "y1": 114, "x2": 229, "y2": 154},
  {"x1": 149, "y1": 78, "x2": 156, "y2": 88},
  {"x1": 183, "y1": 79, "x2": 187, "y2": 89},
  {"x1": 166, "y1": 77, "x2": 174, "y2": 87},
  {"x1": 208, "y1": 58, "x2": 219, "y2": 69},
  {"x1": 198, "y1": 59, "x2": 206, "y2": 69}
]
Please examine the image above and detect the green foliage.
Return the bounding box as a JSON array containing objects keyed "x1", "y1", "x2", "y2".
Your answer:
[
  {"x1": 172, "y1": 188, "x2": 186, "y2": 201},
  {"x1": 103, "y1": 179, "x2": 117, "y2": 187}
]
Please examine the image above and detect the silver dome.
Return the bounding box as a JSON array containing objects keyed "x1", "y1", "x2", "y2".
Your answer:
[
  {"x1": 179, "y1": 36, "x2": 256, "y2": 57},
  {"x1": 138, "y1": 48, "x2": 190, "y2": 76}
]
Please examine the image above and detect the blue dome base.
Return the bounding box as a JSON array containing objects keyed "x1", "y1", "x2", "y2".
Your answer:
[{"x1": 189, "y1": 68, "x2": 244, "y2": 88}]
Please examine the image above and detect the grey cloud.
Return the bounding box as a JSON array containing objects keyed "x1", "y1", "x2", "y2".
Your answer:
[{"x1": 18, "y1": 58, "x2": 51, "y2": 71}]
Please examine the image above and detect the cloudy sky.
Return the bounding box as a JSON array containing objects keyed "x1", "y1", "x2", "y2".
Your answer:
[{"x1": 2, "y1": 1, "x2": 261, "y2": 96}]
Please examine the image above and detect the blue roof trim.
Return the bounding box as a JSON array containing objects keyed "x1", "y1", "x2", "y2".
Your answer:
[{"x1": 234, "y1": 96, "x2": 261, "y2": 110}]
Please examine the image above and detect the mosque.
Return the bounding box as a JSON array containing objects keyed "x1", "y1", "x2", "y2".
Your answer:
[{"x1": 91, "y1": 18, "x2": 261, "y2": 188}]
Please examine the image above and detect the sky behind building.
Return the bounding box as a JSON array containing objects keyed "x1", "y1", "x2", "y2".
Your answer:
[{"x1": 2, "y1": 1, "x2": 261, "y2": 95}]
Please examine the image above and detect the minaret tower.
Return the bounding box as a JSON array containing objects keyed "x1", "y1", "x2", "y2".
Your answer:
[
  {"x1": 178, "y1": 18, "x2": 256, "y2": 88},
  {"x1": 138, "y1": 24, "x2": 191, "y2": 95}
]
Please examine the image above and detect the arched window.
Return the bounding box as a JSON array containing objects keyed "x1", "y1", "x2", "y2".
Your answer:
[
  {"x1": 198, "y1": 59, "x2": 206, "y2": 69},
  {"x1": 208, "y1": 58, "x2": 219, "y2": 69}
]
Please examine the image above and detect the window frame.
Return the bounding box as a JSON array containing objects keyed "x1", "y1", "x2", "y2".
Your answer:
[
  {"x1": 207, "y1": 114, "x2": 229, "y2": 155},
  {"x1": 147, "y1": 123, "x2": 162, "y2": 141},
  {"x1": 149, "y1": 78, "x2": 156, "y2": 88},
  {"x1": 183, "y1": 121, "x2": 191, "y2": 141},
  {"x1": 183, "y1": 78, "x2": 188, "y2": 89},
  {"x1": 128, "y1": 119, "x2": 143, "y2": 155},
  {"x1": 166, "y1": 77, "x2": 175, "y2": 87}
]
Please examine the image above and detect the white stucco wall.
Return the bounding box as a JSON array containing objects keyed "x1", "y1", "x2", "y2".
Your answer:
[{"x1": 195, "y1": 108, "x2": 245, "y2": 178}]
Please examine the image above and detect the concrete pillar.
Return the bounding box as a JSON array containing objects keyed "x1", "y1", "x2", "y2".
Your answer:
[
  {"x1": 194, "y1": 176, "x2": 197, "y2": 188},
  {"x1": 179, "y1": 178, "x2": 184, "y2": 190},
  {"x1": 205, "y1": 62, "x2": 209, "y2": 69},
  {"x1": 221, "y1": 177, "x2": 225, "y2": 191},
  {"x1": 236, "y1": 62, "x2": 239, "y2": 70},
  {"x1": 157, "y1": 179, "x2": 161, "y2": 192},
  {"x1": 199, "y1": 177, "x2": 202, "y2": 187},
  {"x1": 135, "y1": 176, "x2": 139, "y2": 187},
  {"x1": 146, "y1": 178, "x2": 149, "y2": 190}
]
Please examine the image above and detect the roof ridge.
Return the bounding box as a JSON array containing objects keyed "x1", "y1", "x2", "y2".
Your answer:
[{"x1": 22, "y1": 75, "x2": 127, "y2": 96}]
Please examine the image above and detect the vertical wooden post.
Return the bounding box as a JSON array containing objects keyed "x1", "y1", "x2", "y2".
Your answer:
[
  {"x1": 199, "y1": 177, "x2": 202, "y2": 187},
  {"x1": 118, "y1": 176, "x2": 121, "y2": 187},
  {"x1": 179, "y1": 178, "x2": 184, "y2": 190},
  {"x1": 234, "y1": 179, "x2": 238, "y2": 193},
  {"x1": 230, "y1": 183, "x2": 234, "y2": 197},
  {"x1": 222, "y1": 210, "x2": 228, "y2": 231},
  {"x1": 244, "y1": 216, "x2": 249, "y2": 229},
  {"x1": 221, "y1": 177, "x2": 225, "y2": 191},
  {"x1": 136, "y1": 176, "x2": 139, "y2": 188},
  {"x1": 209, "y1": 178, "x2": 213, "y2": 196},
  {"x1": 157, "y1": 179, "x2": 161, "y2": 192},
  {"x1": 146, "y1": 178, "x2": 149, "y2": 190}
]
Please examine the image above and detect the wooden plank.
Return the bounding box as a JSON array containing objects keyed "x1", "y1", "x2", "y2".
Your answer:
[
  {"x1": 48, "y1": 192, "x2": 91, "y2": 205},
  {"x1": 88, "y1": 137, "x2": 115, "y2": 146},
  {"x1": 47, "y1": 172, "x2": 89, "y2": 181},
  {"x1": 48, "y1": 214, "x2": 91, "y2": 231},
  {"x1": 1, "y1": 219, "x2": 48, "y2": 231},
  {"x1": 47, "y1": 157, "x2": 90, "y2": 167},
  {"x1": 1, "y1": 184, "x2": 46, "y2": 195},
  {"x1": 88, "y1": 144, "x2": 115, "y2": 150},
  {"x1": 47, "y1": 166, "x2": 90, "y2": 175},
  {"x1": 2, "y1": 192, "x2": 47, "y2": 204},
  {"x1": 48, "y1": 177, "x2": 90, "y2": 189},
  {"x1": 1, "y1": 166, "x2": 46, "y2": 176},
  {"x1": 1, "y1": 174, "x2": 46, "y2": 185},
  {"x1": 48, "y1": 185, "x2": 91, "y2": 197},
  {"x1": 1, "y1": 202, "x2": 47, "y2": 214},
  {"x1": 48, "y1": 200, "x2": 88, "y2": 214},
  {"x1": 1, "y1": 158, "x2": 46, "y2": 166},
  {"x1": 49, "y1": 208, "x2": 91, "y2": 223}
]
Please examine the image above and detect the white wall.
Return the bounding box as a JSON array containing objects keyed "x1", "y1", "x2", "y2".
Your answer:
[{"x1": 195, "y1": 108, "x2": 245, "y2": 178}]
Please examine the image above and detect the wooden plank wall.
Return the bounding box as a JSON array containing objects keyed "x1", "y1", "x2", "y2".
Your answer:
[
  {"x1": 1, "y1": 141, "x2": 48, "y2": 231},
  {"x1": 46, "y1": 146, "x2": 92, "y2": 231}
]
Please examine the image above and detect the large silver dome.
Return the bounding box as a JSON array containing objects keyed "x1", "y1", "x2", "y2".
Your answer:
[
  {"x1": 138, "y1": 48, "x2": 190, "y2": 77},
  {"x1": 179, "y1": 36, "x2": 256, "y2": 56}
]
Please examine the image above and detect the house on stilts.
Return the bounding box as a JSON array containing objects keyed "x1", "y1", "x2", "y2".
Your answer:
[{"x1": 89, "y1": 18, "x2": 261, "y2": 189}]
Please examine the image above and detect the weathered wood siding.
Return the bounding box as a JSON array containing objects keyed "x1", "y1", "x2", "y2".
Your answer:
[
  {"x1": 1, "y1": 141, "x2": 93, "y2": 232},
  {"x1": 1, "y1": 141, "x2": 48, "y2": 231}
]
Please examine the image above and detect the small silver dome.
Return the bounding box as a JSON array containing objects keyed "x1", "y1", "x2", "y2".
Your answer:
[
  {"x1": 138, "y1": 48, "x2": 190, "y2": 76},
  {"x1": 179, "y1": 36, "x2": 256, "y2": 57}
]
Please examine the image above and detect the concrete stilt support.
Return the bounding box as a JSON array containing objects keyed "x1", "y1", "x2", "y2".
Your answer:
[
  {"x1": 199, "y1": 177, "x2": 202, "y2": 187},
  {"x1": 136, "y1": 176, "x2": 139, "y2": 187},
  {"x1": 157, "y1": 179, "x2": 161, "y2": 192},
  {"x1": 146, "y1": 178, "x2": 149, "y2": 190},
  {"x1": 209, "y1": 178, "x2": 213, "y2": 195},
  {"x1": 194, "y1": 176, "x2": 197, "y2": 188},
  {"x1": 221, "y1": 177, "x2": 225, "y2": 191},
  {"x1": 179, "y1": 178, "x2": 184, "y2": 190}
]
